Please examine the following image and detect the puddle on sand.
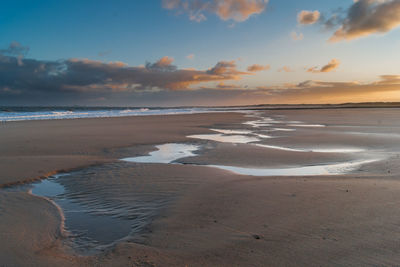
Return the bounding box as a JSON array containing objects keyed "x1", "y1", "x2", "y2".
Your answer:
[
  {"x1": 28, "y1": 174, "x2": 133, "y2": 254},
  {"x1": 6, "y1": 164, "x2": 172, "y2": 255},
  {"x1": 122, "y1": 142, "x2": 378, "y2": 177},
  {"x1": 255, "y1": 144, "x2": 365, "y2": 153},
  {"x1": 211, "y1": 129, "x2": 271, "y2": 139},
  {"x1": 309, "y1": 148, "x2": 365, "y2": 153},
  {"x1": 253, "y1": 133, "x2": 272, "y2": 139},
  {"x1": 255, "y1": 144, "x2": 305, "y2": 152},
  {"x1": 243, "y1": 120, "x2": 274, "y2": 128},
  {"x1": 288, "y1": 124, "x2": 326, "y2": 127},
  {"x1": 5, "y1": 144, "x2": 200, "y2": 254},
  {"x1": 188, "y1": 134, "x2": 260, "y2": 144},
  {"x1": 122, "y1": 143, "x2": 199, "y2": 163},
  {"x1": 269, "y1": 128, "x2": 296, "y2": 132},
  {"x1": 211, "y1": 129, "x2": 253, "y2": 135},
  {"x1": 208, "y1": 159, "x2": 378, "y2": 176},
  {"x1": 31, "y1": 176, "x2": 65, "y2": 196}
]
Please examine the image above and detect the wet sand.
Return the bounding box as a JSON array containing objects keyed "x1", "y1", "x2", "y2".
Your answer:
[
  {"x1": 0, "y1": 113, "x2": 244, "y2": 186},
  {"x1": 2, "y1": 109, "x2": 400, "y2": 266}
]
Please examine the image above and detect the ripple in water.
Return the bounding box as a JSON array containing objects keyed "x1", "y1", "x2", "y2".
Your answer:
[
  {"x1": 7, "y1": 162, "x2": 175, "y2": 255},
  {"x1": 29, "y1": 174, "x2": 134, "y2": 254}
]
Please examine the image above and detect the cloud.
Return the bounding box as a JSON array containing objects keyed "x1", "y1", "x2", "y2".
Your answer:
[
  {"x1": 179, "y1": 75, "x2": 400, "y2": 105},
  {"x1": 0, "y1": 41, "x2": 30, "y2": 66},
  {"x1": 298, "y1": 10, "x2": 321, "y2": 25},
  {"x1": 330, "y1": 0, "x2": 400, "y2": 42},
  {"x1": 0, "y1": 44, "x2": 252, "y2": 102},
  {"x1": 247, "y1": 64, "x2": 270, "y2": 72},
  {"x1": 375, "y1": 74, "x2": 400, "y2": 84},
  {"x1": 186, "y1": 53, "x2": 195, "y2": 60},
  {"x1": 216, "y1": 82, "x2": 241, "y2": 89},
  {"x1": 296, "y1": 80, "x2": 360, "y2": 89},
  {"x1": 1, "y1": 43, "x2": 399, "y2": 106},
  {"x1": 1, "y1": 52, "x2": 400, "y2": 106},
  {"x1": 162, "y1": 0, "x2": 268, "y2": 22},
  {"x1": 0, "y1": 41, "x2": 29, "y2": 57},
  {"x1": 290, "y1": 31, "x2": 304, "y2": 41},
  {"x1": 320, "y1": 12, "x2": 345, "y2": 30},
  {"x1": 206, "y1": 60, "x2": 248, "y2": 76},
  {"x1": 278, "y1": 66, "x2": 294, "y2": 72},
  {"x1": 307, "y1": 59, "x2": 340, "y2": 73},
  {"x1": 145, "y1": 56, "x2": 177, "y2": 71},
  {"x1": 271, "y1": 75, "x2": 400, "y2": 103}
]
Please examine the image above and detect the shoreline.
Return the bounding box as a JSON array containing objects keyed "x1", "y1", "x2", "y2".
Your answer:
[{"x1": 2, "y1": 104, "x2": 400, "y2": 123}]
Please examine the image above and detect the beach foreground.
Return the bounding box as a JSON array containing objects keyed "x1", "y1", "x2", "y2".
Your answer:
[{"x1": 1, "y1": 109, "x2": 400, "y2": 266}]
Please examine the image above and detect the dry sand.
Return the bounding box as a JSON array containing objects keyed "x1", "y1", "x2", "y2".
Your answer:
[{"x1": 1, "y1": 109, "x2": 400, "y2": 266}]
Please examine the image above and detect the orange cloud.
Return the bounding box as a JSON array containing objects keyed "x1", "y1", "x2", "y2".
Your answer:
[
  {"x1": 190, "y1": 75, "x2": 400, "y2": 105},
  {"x1": 307, "y1": 59, "x2": 340, "y2": 73},
  {"x1": 216, "y1": 0, "x2": 268, "y2": 21},
  {"x1": 298, "y1": 10, "x2": 320, "y2": 25},
  {"x1": 272, "y1": 75, "x2": 400, "y2": 103},
  {"x1": 247, "y1": 64, "x2": 270, "y2": 72},
  {"x1": 155, "y1": 56, "x2": 174, "y2": 67},
  {"x1": 207, "y1": 60, "x2": 248, "y2": 76},
  {"x1": 278, "y1": 66, "x2": 294, "y2": 72},
  {"x1": 330, "y1": 0, "x2": 400, "y2": 42},
  {"x1": 162, "y1": 0, "x2": 268, "y2": 22},
  {"x1": 145, "y1": 56, "x2": 177, "y2": 71},
  {"x1": 216, "y1": 82, "x2": 241, "y2": 89}
]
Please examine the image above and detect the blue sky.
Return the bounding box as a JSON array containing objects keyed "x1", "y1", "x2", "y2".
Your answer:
[{"x1": 1, "y1": 0, "x2": 400, "y2": 106}]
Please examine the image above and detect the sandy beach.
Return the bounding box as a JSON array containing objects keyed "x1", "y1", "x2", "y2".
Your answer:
[{"x1": 2, "y1": 108, "x2": 400, "y2": 266}]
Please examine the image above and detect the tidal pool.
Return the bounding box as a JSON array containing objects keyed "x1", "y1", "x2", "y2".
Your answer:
[
  {"x1": 288, "y1": 124, "x2": 326, "y2": 127},
  {"x1": 255, "y1": 144, "x2": 365, "y2": 153},
  {"x1": 188, "y1": 134, "x2": 260, "y2": 144},
  {"x1": 122, "y1": 142, "x2": 378, "y2": 177},
  {"x1": 28, "y1": 174, "x2": 134, "y2": 254},
  {"x1": 208, "y1": 159, "x2": 378, "y2": 176},
  {"x1": 210, "y1": 129, "x2": 253, "y2": 135},
  {"x1": 122, "y1": 143, "x2": 199, "y2": 163}
]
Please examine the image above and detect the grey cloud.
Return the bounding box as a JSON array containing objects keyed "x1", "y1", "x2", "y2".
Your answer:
[
  {"x1": 0, "y1": 42, "x2": 29, "y2": 57},
  {"x1": 0, "y1": 41, "x2": 30, "y2": 66},
  {"x1": 330, "y1": 0, "x2": 400, "y2": 42}
]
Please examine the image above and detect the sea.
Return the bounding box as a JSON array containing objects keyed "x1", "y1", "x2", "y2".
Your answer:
[
  {"x1": 2, "y1": 103, "x2": 396, "y2": 122},
  {"x1": 0, "y1": 106, "x2": 244, "y2": 122}
]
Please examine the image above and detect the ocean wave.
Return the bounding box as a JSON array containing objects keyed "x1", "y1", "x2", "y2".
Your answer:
[{"x1": 0, "y1": 107, "x2": 230, "y2": 122}]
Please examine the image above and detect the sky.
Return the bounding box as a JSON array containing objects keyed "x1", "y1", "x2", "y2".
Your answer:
[{"x1": 1, "y1": 0, "x2": 400, "y2": 106}]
